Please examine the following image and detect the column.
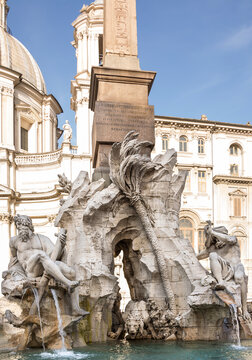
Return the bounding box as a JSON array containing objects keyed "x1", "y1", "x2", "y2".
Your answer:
[
  {"x1": 0, "y1": 88, "x2": 2, "y2": 145},
  {"x1": 77, "y1": 31, "x2": 84, "y2": 74},
  {"x1": 88, "y1": 32, "x2": 92, "y2": 73},
  {"x1": 43, "y1": 104, "x2": 52, "y2": 152},
  {"x1": 0, "y1": 85, "x2": 14, "y2": 150},
  {"x1": 76, "y1": 92, "x2": 90, "y2": 154},
  {"x1": 0, "y1": 214, "x2": 12, "y2": 280},
  {"x1": 93, "y1": 33, "x2": 99, "y2": 66},
  {"x1": 83, "y1": 30, "x2": 88, "y2": 72}
]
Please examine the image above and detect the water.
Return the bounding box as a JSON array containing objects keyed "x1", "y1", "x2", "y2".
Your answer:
[
  {"x1": 51, "y1": 289, "x2": 66, "y2": 351},
  {"x1": 32, "y1": 288, "x2": 45, "y2": 351},
  {"x1": 229, "y1": 303, "x2": 241, "y2": 346},
  {"x1": 0, "y1": 341, "x2": 252, "y2": 360}
]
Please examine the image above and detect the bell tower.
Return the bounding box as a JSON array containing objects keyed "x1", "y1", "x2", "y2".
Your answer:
[{"x1": 71, "y1": 1, "x2": 103, "y2": 174}]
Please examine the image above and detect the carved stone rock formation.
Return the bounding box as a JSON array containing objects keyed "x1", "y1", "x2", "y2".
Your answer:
[
  {"x1": 1, "y1": 215, "x2": 87, "y2": 350},
  {"x1": 1, "y1": 131, "x2": 250, "y2": 349},
  {"x1": 54, "y1": 131, "x2": 249, "y2": 342}
]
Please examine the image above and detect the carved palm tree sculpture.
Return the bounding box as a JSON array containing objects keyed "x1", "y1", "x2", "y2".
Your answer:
[{"x1": 109, "y1": 131, "x2": 176, "y2": 314}]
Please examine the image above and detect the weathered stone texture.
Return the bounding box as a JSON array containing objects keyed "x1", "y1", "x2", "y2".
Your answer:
[{"x1": 53, "y1": 132, "x2": 249, "y2": 342}]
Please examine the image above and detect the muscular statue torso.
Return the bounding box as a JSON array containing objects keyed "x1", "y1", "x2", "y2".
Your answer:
[
  {"x1": 207, "y1": 242, "x2": 241, "y2": 268},
  {"x1": 10, "y1": 234, "x2": 54, "y2": 275},
  {"x1": 197, "y1": 222, "x2": 250, "y2": 319}
]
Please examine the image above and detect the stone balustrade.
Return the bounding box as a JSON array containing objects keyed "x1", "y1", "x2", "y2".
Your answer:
[
  {"x1": 71, "y1": 146, "x2": 78, "y2": 155},
  {"x1": 15, "y1": 150, "x2": 62, "y2": 166}
]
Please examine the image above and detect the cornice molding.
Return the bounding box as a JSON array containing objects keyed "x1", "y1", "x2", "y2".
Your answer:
[
  {"x1": 16, "y1": 185, "x2": 62, "y2": 201},
  {"x1": 89, "y1": 66, "x2": 156, "y2": 111},
  {"x1": 0, "y1": 184, "x2": 16, "y2": 199},
  {"x1": 0, "y1": 65, "x2": 21, "y2": 85},
  {"x1": 155, "y1": 117, "x2": 252, "y2": 135},
  {"x1": 177, "y1": 163, "x2": 213, "y2": 170},
  {"x1": 213, "y1": 175, "x2": 252, "y2": 185},
  {"x1": 228, "y1": 189, "x2": 247, "y2": 197}
]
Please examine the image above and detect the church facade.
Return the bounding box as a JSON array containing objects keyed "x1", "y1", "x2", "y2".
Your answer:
[{"x1": 0, "y1": 0, "x2": 251, "y2": 298}]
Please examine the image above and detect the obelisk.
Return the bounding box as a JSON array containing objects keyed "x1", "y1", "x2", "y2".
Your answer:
[
  {"x1": 103, "y1": 0, "x2": 140, "y2": 70},
  {"x1": 90, "y1": 0, "x2": 156, "y2": 168}
]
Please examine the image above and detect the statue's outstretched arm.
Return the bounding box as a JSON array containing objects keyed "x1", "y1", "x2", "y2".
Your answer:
[{"x1": 211, "y1": 229, "x2": 237, "y2": 246}]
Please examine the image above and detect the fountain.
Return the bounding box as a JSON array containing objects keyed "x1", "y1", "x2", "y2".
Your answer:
[
  {"x1": 32, "y1": 288, "x2": 45, "y2": 351},
  {"x1": 0, "y1": 0, "x2": 251, "y2": 355},
  {"x1": 51, "y1": 289, "x2": 66, "y2": 351},
  {"x1": 0, "y1": 131, "x2": 251, "y2": 358}
]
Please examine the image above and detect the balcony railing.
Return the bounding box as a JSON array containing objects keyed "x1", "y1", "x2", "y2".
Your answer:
[
  {"x1": 70, "y1": 146, "x2": 78, "y2": 155},
  {"x1": 15, "y1": 150, "x2": 62, "y2": 166}
]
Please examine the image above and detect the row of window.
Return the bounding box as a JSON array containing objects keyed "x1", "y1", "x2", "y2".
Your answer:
[
  {"x1": 185, "y1": 172, "x2": 244, "y2": 216},
  {"x1": 162, "y1": 136, "x2": 242, "y2": 157},
  {"x1": 162, "y1": 135, "x2": 205, "y2": 153},
  {"x1": 185, "y1": 175, "x2": 244, "y2": 217},
  {"x1": 184, "y1": 170, "x2": 207, "y2": 193},
  {"x1": 186, "y1": 165, "x2": 239, "y2": 181}
]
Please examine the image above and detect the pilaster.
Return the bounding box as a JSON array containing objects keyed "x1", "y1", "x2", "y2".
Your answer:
[{"x1": 0, "y1": 84, "x2": 15, "y2": 150}]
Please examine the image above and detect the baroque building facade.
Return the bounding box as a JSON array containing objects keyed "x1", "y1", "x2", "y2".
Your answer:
[
  {"x1": 0, "y1": 0, "x2": 252, "y2": 300},
  {"x1": 0, "y1": 0, "x2": 101, "y2": 277},
  {"x1": 153, "y1": 117, "x2": 252, "y2": 297}
]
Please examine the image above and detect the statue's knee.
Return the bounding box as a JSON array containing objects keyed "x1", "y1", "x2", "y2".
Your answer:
[
  {"x1": 209, "y1": 252, "x2": 218, "y2": 261},
  {"x1": 235, "y1": 269, "x2": 245, "y2": 285},
  {"x1": 234, "y1": 264, "x2": 246, "y2": 285},
  {"x1": 69, "y1": 268, "x2": 76, "y2": 279},
  {"x1": 234, "y1": 274, "x2": 244, "y2": 285},
  {"x1": 37, "y1": 251, "x2": 48, "y2": 261}
]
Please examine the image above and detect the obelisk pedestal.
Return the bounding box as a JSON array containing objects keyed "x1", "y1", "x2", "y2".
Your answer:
[{"x1": 90, "y1": 0, "x2": 156, "y2": 169}]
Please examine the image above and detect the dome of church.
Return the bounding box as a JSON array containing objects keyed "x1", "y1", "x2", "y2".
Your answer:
[{"x1": 0, "y1": 27, "x2": 46, "y2": 93}]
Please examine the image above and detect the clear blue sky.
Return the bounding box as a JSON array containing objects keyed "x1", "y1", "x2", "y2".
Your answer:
[{"x1": 7, "y1": 0, "x2": 252, "y2": 144}]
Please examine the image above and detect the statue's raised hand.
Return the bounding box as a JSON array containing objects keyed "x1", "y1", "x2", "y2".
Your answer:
[
  {"x1": 215, "y1": 240, "x2": 225, "y2": 249},
  {"x1": 59, "y1": 232, "x2": 67, "y2": 246},
  {"x1": 55, "y1": 228, "x2": 67, "y2": 248}
]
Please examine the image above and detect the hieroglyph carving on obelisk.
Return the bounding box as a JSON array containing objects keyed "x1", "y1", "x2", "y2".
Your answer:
[
  {"x1": 103, "y1": 0, "x2": 140, "y2": 70},
  {"x1": 114, "y1": 0, "x2": 130, "y2": 54}
]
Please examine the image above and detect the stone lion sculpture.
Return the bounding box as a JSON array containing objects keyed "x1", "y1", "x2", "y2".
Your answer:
[{"x1": 123, "y1": 300, "x2": 158, "y2": 340}]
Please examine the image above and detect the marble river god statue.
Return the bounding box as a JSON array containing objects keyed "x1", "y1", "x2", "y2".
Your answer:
[
  {"x1": 1, "y1": 215, "x2": 88, "y2": 350},
  {"x1": 197, "y1": 221, "x2": 250, "y2": 320}
]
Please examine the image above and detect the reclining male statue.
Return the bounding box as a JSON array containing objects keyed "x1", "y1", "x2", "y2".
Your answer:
[
  {"x1": 5, "y1": 214, "x2": 87, "y2": 316},
  {"x1": 197, "y1": 221, "x2": 250, "y2": 320}
]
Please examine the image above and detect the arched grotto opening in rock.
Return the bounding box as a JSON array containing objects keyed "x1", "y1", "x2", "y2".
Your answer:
[{"x1": 113, "y1": 239, "x2": 148, "y2": 311}]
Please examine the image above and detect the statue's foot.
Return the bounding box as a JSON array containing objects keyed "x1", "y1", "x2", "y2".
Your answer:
[
  {"x1": 215, "y1": 282, "x2": 226, "y2": 290},
  {"x1": 108, "y1": 331, "x2": 119, "y2": 340},
  {"x1": 242, "y1": 310, "x2": 251, "y2": 321},
  {"x1": 4, "y1": 310, "x2": 21, "y2": 326},
  {"x1": 23, "y1": 278, "x2": 37, "y2": 289},
  {"x1": 72, "y1": 308, "x2": 89, "y2": 317},
  {"x1": 68, "y1": 280, "x2": 80, "y2": 293}
]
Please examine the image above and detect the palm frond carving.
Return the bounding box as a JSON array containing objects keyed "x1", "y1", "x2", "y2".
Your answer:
[{"x1": 109, "y1": 131, "x2": 176, "y2": 314}]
